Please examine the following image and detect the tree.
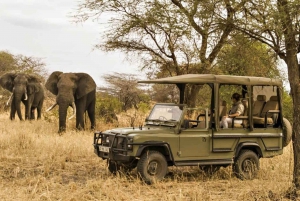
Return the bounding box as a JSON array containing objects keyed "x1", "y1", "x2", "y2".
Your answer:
[
  {"x1": 99, "y1": 72, "x2": 150, "y2": 111},
  {"x1": 0, "y1": 51, "x2": 16, "y2": 74},
  {"x1": 0, "y1": 51, "x2": 47, "y2": 111},
  {"x1": 234, "y1": 0, "x2": 300, "y2": 195},
  {"x1": 216, "y1": 34, "x2": 281, "y2": 77},
  {"x1": 0, "y1": 51, "x2": 46, "y2": 79},
  {"x1": 74, "y1": 0, "x2": 245, "y2": 106}
]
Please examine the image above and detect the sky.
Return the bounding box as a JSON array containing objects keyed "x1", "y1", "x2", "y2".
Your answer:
[{"x1": 0, "y1": 0, "x2": 141, "y2": 86}]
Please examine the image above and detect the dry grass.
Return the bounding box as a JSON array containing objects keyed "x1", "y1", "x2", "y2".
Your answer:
[{"x1": 0, "y1": 111, "x2": 295, "y2": 201}]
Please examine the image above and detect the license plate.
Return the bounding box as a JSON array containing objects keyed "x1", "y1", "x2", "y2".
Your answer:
[{"x1": 99, "y1": 145, "x2": 110, "y2": 153}]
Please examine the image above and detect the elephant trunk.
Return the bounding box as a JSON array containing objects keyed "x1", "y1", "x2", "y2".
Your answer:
[
  {"x1": 68, "y1": 102, "x2": 76, "y2": 120},
  {"x1": 58, "y1": 103, "x2": 69, "y2": 133},
  {"x1": 13, "y1": 92, "x2": 24, "y2": 121}
]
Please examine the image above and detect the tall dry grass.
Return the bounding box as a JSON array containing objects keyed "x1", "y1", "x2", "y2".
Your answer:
[{"x1": 0, "y1": 111, "x2": 295, "y2": 201}]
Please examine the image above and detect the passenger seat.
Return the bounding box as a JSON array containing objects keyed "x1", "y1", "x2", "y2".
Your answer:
[
  {"x1": 253, "y1": 95, "x2": 266, "y2": 116},
  {"x1": 253, "y1": 96, "x2": 279, "y2": 127},
  {"x1": 219, "y1": 100, "x2": 227, "y2": 119}
]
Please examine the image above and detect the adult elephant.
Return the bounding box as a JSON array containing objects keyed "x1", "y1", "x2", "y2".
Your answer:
[
  {"x1": 0, "y1": 72, "x2": 45, "y2": 120},
  {"x1": 45, "y1": 71, "x2": 96, "y2": 133}
]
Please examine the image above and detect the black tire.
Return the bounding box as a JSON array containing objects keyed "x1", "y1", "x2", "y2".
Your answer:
[
  {"x1": 137, "y1": 150, "x2": 168, "y2": 184},
  {"x1": 234, "y1": 150, "x2": 259, "y2": 180},
  {"x1": 108, "y1": 160, "x2": 134, "y2": 174},
  {"x1": 282, "y1": 117, "x2": 292, "y2": 147},
  {"x1": 108, "y1": 160, "x2": 120, "y2": 174}
]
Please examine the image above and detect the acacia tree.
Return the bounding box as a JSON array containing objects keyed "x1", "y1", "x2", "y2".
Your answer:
[
  {"x1": 75, "y1": 0, "x2": 245, "y2": 106},
  {"x1": 99, "y1": 73, "x2": 149, "y2": 111},
  {"x1": 216, "y1": 34, "x2": 281, "y2": 77},
  {"x1": 234, "y1": 0, "x2": 300, "y2": 195}
]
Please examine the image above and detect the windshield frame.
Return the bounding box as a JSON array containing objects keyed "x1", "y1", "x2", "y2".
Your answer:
[{"x1": 145, "y1": 103, "x2": 186, "y2": 127}]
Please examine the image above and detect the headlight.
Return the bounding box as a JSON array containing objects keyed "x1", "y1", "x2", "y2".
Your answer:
[{"x1": 127, "y1": 137, "x2": 133, "y2": 150}]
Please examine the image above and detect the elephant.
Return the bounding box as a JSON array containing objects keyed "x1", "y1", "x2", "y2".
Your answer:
[
  {"x1": 0, "y1": 72, "x2": 45, "y2": 120},
  {"x1": 45, "y1": 71, "x2": 96, "y2": 133}
]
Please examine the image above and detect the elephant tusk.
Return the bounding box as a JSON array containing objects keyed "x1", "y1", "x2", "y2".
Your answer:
[
  {"x1": 6, "y1": 93, "x2": 13, "y2": 106},
  {"x1": 68, "y1": 102, "x2": 76, "y2": 120},
  {"x1": 46, "y1": 103, "x2": 58, "y2": 112},
  {"x1": 24, "y1": 92, "x2": 28, "y2": 100}
]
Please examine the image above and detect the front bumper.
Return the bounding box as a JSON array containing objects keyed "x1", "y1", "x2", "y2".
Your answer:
[{"x1": 93, "y1": 131, "x2": 134, "y2": 162}]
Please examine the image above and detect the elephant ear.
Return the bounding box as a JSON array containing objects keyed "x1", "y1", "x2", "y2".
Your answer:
[
  {"x1": 75, "y1": 73, "x2": 96, "y2": 99},
  {"x1": 45, "y1": 71, "x2": 63, "y2": 95},
  {"x1": 26, "y1": 74, "x2": 42, "y2": 84},
  {"x1": 27, "y1": 83, "x2": 40, "y2": 94},
  {"x1": 0, "y1": 72, "x2": 17, "y2": 92}
]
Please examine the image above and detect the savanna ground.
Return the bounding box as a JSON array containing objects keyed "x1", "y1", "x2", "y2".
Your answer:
[{"x1": 0, "y1": 109, "x2": 295, "y2": 201}]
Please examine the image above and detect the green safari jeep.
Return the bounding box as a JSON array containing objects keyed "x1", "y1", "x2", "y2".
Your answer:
[{"x1": 93, "y1": 74, "x2": 292, "y2": 184}]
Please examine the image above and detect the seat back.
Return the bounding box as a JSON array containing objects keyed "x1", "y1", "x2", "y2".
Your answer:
[
  {"x1": 260, "y1": 96, "x2": 278, "y2": 118},
  {"x1": 219, "y1": 100, "x2": 227, "y2": 117},
  {"x1": 241, "y1": 98, "x2": 249, "y2": 127},
  {"x1": 253, "y1": 95, "x2": 266, "y2": 116}
]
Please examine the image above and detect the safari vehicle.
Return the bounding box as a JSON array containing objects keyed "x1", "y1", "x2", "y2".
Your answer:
[{"x1": 93, "y1": 74, "x2": 292, "y2": 184}]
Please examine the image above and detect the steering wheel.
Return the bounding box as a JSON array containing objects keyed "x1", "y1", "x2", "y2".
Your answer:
[{"x1": 159, "y1": 116, "x2": 167, "y2": 120}]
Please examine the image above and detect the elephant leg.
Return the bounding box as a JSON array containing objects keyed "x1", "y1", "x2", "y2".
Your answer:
[
  {"x1": 87, "y1": 100, "x2": 96, "y2": 130},
  {"x1": 75, "y1": 100, "x2": 85, "y2": 130},
  {"x1": 10, "y1": 103, "x2": 16, "y2": 120},
  {"x1": 36, "y1": 106, "x2": 42, "y2": 120},
  {"x1": 36, "y1": 99, "x2": 44, "y2": 120},
  {"x1": 30, "y1": 108, "x2": 36, "y2": 120},
  {"x1": 23, "y1": 100, "x2": 30, "y2": 120}
]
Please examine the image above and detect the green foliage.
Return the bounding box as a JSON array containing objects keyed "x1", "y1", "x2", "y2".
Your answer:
[
  {"x1": 96, "y1": 93, "x2": 122, "y2": 123},
  {"x1": 136, "y1": 102, "x2": 151, "y2": 114},
  {"x1": 216, "y1": 34, "x2": 280, "y2": 78},
  {"x1": 0, "y1": 51, "x2": 16, "y2": 74},
  {"x1": 282, "y1": 90, "x2": 293, "y2": 123},
  {"x1": 0, "y1": 51, "x2": 46, "y2": 78},
  {"x1": 99, "y1": 72, "x2": 151, "y2": 112}
]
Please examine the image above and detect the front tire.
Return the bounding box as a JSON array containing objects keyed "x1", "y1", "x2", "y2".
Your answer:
[
  {"x1": 234, "y1": 150, "x2": 259, "y2": 180},
  {"x1": 108, "y1": 160, "x2": 135, "y2": 174},
  {"x1": 137, "y1": 150, "x2": 168, "y2": 184}
]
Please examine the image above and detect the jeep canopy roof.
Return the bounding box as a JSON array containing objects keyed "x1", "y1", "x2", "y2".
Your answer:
[{"x1": 138, "y1": 74, "x2": 282, "y2": 86}]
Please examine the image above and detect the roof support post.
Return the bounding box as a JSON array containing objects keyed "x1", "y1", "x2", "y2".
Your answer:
[{"x1": 176, "y1": 84, "x2": 186, "y2": 104}]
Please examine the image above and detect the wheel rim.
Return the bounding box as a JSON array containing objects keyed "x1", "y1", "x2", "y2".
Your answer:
[
  {"x1": 242, "y1": 158, "x2": 256, "y2": 175},
  {"x1": 147, "y1": 161, "x2": 159, "y2": 175}
]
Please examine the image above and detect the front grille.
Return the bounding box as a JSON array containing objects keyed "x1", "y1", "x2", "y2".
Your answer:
[{"x1": 94, "y1": 131, "x2": 128, "y2": 154}]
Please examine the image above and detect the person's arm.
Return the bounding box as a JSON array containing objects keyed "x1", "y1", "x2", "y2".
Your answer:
[
  {"x1": 229, "y1": 103, "x2": 244, "y2": 117},
  {"x1": 228, "y1": 112, "x2": 240, "y2": 118}
]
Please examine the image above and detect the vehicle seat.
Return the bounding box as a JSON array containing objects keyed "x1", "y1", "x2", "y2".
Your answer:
[
  {"x1": 253, "y1": 95, "x2": 266, "y2": 116},
  {"x1": 219, "y1": 100, "x2": 227, "y2": 119},
  {"x1": 253, "y1": 96, "x2": 279, "y2": 126}
]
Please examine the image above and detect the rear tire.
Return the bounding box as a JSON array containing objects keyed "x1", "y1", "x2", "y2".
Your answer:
[
  {"x1": 234, "y1": 150, "x2": 259, "y2": 180},
  {"x1": 282, "y1": 118, "x2": 292, "y2": 147},
  {"x1": 137, "y1": 150, "x2": 168, "y2": 184}
]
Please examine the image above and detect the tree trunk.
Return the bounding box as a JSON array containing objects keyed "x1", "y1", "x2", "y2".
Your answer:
[{"x1": 277, "y1": 0, "x2": 300, "y2": 195}]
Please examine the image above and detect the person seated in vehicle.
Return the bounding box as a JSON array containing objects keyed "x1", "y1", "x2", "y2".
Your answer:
[{"x1": 220, "y1": 93, "x2": 245, "y2": 128}]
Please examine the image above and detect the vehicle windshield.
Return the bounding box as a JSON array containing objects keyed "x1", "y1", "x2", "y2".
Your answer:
[{"x1": 148, "y1": 104, "x2": 183, "y2": 122}]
